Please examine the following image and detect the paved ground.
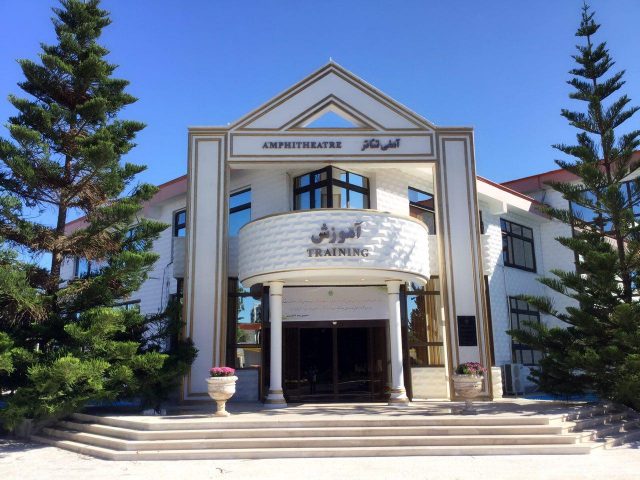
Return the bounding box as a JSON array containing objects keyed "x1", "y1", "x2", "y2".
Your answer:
[{"x1": 1, "y1": 437, "x2": 639, "y2": 480}]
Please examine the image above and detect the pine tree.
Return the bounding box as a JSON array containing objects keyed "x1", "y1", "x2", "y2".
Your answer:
[
  {"x1": 509, "y1": 4, "x2": 640, "y2": 408},
  {"x1": 0, "y1": 0, "x2": 193, "y2": 428}
]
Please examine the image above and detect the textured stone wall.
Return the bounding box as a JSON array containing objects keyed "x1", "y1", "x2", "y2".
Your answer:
[
  {"x1": 238, "y1": 209, "x2": 430, "y2": 284},
  {"x1": 480, "y1": 197, "x2": 576, "y2": 374}
]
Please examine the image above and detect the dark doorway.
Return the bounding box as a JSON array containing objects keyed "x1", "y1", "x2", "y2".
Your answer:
[{"x1": 283, "y1": 321, "x2": 388, "y2": 402}]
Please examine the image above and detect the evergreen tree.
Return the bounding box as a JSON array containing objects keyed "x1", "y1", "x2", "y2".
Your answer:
[
  {"x1": 0, "y1": 0, "x2": 193, "y2": 428},
  {"x1": 509, "y1": 4, "x2": 640, "y2": 408}
]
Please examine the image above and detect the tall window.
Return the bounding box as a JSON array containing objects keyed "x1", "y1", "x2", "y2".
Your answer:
[
  {"x1": 408, "y1": 187, "x2": 436, "y2": 234},
  {"x1": 403, "y1": 278, "x2": 444, "y2": 367},
  {"x1": 229, "y1": 188, "x2": 251, "y2": 236},
  {"x1": 501, "y1": 218, "x2": 536, "y2": 272},
  {"x1": 74, "y1": 257, "x2": 92, "y2": 278},
  {"x1": 293, "y1": 166, "x2": 369, "y2": 210},
  {"x1": 509, "y1": 297, "x2": 542, "y2": 366},
  {"x1": 226, "y1": 278, "x2": 262, "y2": 369},
  {"x1": 174, "y1": 210, "x2": 186, "y2": 237}
]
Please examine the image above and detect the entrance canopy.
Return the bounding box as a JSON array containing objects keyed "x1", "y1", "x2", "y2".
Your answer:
[{"x1": 238, "y1": 209, "x2": 430, "y2": 287}]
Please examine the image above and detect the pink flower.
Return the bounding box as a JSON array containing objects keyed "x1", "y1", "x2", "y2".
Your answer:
[
  {"x1": 209, "y1": 366, "x2": 236, "y2": 377},
  {"x1": 455, "y1": 362, "x2": 487, "y2": 376}
]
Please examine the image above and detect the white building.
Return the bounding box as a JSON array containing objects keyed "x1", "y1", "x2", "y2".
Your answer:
[{"x1": 63, "y1": 63, "x2": 582, "y2": 406}]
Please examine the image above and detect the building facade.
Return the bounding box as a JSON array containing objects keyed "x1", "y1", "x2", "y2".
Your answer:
[{"x1": 63, "y1": 63, "x2": 578, "y2": 406}]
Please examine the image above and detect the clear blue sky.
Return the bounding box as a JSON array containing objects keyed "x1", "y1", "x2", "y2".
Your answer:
[{"x1": 1, "y1": 0, "x2": 639, "y2": 193}]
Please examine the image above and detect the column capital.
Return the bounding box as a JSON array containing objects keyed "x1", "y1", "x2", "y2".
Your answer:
[
  {"x1": 268, "y1": 281, "x2": 284, "y2": 295},
  {"x1": 385, "y1": 280, "x2": 402, "y2": 294}
]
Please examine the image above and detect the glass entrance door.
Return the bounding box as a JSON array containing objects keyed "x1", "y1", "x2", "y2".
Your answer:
[{"x1": 283, "y1": 321, "x2": 388, "y2": 402}]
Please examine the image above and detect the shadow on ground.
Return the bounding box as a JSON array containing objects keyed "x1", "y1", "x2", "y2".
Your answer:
[{"x1": 0, "y1": 437, "x2": 46, "y2": 458}]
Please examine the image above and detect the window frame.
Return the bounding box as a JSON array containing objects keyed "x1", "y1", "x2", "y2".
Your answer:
[
  {"x1": 74, "y1": 257, "x2": 92, "y2": 278},
  {"x1": 408, "y1": 186, "x2": 436, "y2": 234},
  {"x1": 402, "y1": 277, "x2": 445, "y2": 368},
  {"x1": 173, "y1": 209, "x2": 186, "y2": 237},
  {"x1": 229, "y1": 188, "x2": 251, "y2": 236},
  {"x1": 293, "y1": 166, "x2": 370, "y2": 210},
  {"x1": 226, "y1": 277, "x2": 263, "y2": 370},
  {"x1": 509, "y1": 297, "x2": 542, "y2": 366},
  {"x1": 114, "y1": 299, "x2": 141, "y2": 311},
  {"x1": 501, "y1": 218, "x2": 537, "y2": 272}
]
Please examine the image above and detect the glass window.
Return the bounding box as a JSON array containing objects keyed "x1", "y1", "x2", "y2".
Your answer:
[
  {"x1": 226, "y1": 278, "x2": 262, "y2": 369},
  {"x1": 74, "y1": 257, "x2": 91, "y2": 278},
  {"x1": 405, "y1": 278, "x2": 444, "y2": 367},
  {"x1": 294, "y1": 190, "x2": 311, "y2": 210},
  {"x1": 174, "y1": 210, "x2": 186, "y2": 237},
  {"x1": 501, "y1": 218, "x2": 536, "y2": 272},
  {"x1": 293, "y1": 167, "x2": 369, "y2": 210},
  {"x1": 348, "y1": 190, "x2": 367, "y2": 209},
  {"x1": 229, "y1": 188, "x2": 251, "y2": 236},
  {"x1": 509, "y1": 297, "x2": 542, "y2": 366},
  {"x1": 314, "y1": 187, "x2": 328, "y2": 209},
  {"x1": 229, "y1": 189, "x2": 251, "y2": 210},
  {"x1": 115, "y1": 300, "x2": 141, "y2": 311},
  {"x1": 409, "y1": 187, "x2": 436, "y2": 234}
]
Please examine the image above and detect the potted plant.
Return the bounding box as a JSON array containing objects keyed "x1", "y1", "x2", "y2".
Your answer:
[
  {"x1": 206, "y1": 366, "x2": 238, "y2": 417},
  {"x1": 452, "y1": 362, "x2": 487, "y2": 414}
]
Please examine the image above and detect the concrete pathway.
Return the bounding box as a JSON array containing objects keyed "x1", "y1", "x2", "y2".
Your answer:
[{"x1": 2, "y1": 437, "x2": 639, "y2": 480}]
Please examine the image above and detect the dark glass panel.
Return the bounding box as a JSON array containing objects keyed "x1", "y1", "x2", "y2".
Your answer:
[
  {"x1": 349, "y1": 190, "x2": 367, "y2": 209},
  {"x1": 295, "y1": 191, "x2": 311, "y2": 210},
  {"x1": 230, "y1": 189, "x2": 251, "y2": 209},
  {"x1": 295, "y1": 174, "x2": 310, "y2": 188},
  {"x1": 229, "y1": 208, "x2": 251, "y2": 236}
]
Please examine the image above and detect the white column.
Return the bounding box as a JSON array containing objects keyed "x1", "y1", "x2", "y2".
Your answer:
[
  {"x1": 387, "y1": 280, "x2": 409, "y2": 405},
  {"x1": 265, "y1": 281, "x2": 287, "y2": 408}
]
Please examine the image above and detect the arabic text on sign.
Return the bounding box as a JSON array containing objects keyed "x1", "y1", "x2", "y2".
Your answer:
[
  {"x1": 361, "y1": 138, "x2": 401, "y2": 152},
  {"x1": 311, "y1": 222, "x2": 363, "y2": 244}
]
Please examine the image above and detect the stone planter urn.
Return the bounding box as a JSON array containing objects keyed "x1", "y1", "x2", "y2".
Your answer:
[
  {"x1": 207, "y1": 367, "x2": 238, "y2": 417},
  {"x1": 452, "y1": 362, "x2": 487, "y2": 415}
]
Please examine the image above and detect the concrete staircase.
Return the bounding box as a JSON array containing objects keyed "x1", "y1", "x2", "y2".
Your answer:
[{"x1": 32, "y1": 403, "x2": 640, "y2": 460}]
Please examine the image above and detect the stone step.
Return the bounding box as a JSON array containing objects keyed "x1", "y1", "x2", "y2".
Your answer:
[
  {"x1": 31, "y1": 435, "x2": 593, "y2": 460},
  {"x1": 553, "y1": 403, "x2": 620, "y2": 423},
  {"x1": 598, "y1": 422, "x2": 640, "y2": 449},
  {"x1": 578, "y1": 418, "x2": 640, "y2": 446},
  {"x1": 70, "y1": 412, "x2": 554, "y2": 430},
  {"x1": 56, "y1": 420, "x2": 568, "y2": 440},
  {"x1": 565, "y1": 412, "x2": 629, "y2": 432},
  {"x1": 42, "y1": 427, "x2": 579, "y2": 451}
]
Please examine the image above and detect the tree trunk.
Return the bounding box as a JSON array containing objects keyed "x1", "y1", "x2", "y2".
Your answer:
[{"x1": 49, "y1": 155, "x2": 72, "y2": 294}]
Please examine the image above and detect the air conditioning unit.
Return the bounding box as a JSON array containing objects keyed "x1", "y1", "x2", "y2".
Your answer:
[{"x1": 501, "y1": 363, "x2": 526, "y2": 395}]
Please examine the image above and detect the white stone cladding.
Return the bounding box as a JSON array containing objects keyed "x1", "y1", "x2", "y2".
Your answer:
[
  {"x1": 228, "y1": 168, "x2": 290, "y2": 278},
  {"x1": 60, "y1": 257, "x2": 75, "y2": 282},
  {"x1": 411, "y1": 367, "x2": 448, "y2": 399},
  {"x1": 136, "y1": 194, "x2": 186, "y2": 315},
  {"x1": 479, "y1": 196, "x2": 576, "y2": 379},
  {"x1": 238, "y1": 209, "x2": 430, "y2": 286},
  {"x1": 374, "y1": 169, "x2": 433, "y2": 219}
]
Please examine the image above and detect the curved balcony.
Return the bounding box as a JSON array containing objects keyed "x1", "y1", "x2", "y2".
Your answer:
[{"x1": 238, "y1": 209, "x2": 430, "y2": 286}]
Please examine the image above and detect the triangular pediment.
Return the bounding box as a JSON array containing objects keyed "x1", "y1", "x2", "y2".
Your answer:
[
  {"x1": 285, "y1": 96, "x2": 377, "y2": 131},
  {"x1": 231, "y1": 63, "x2": 434, "y2": 132},
  {"x1": 303, "y1": 110, "x2": 361, "y2": 129}
]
